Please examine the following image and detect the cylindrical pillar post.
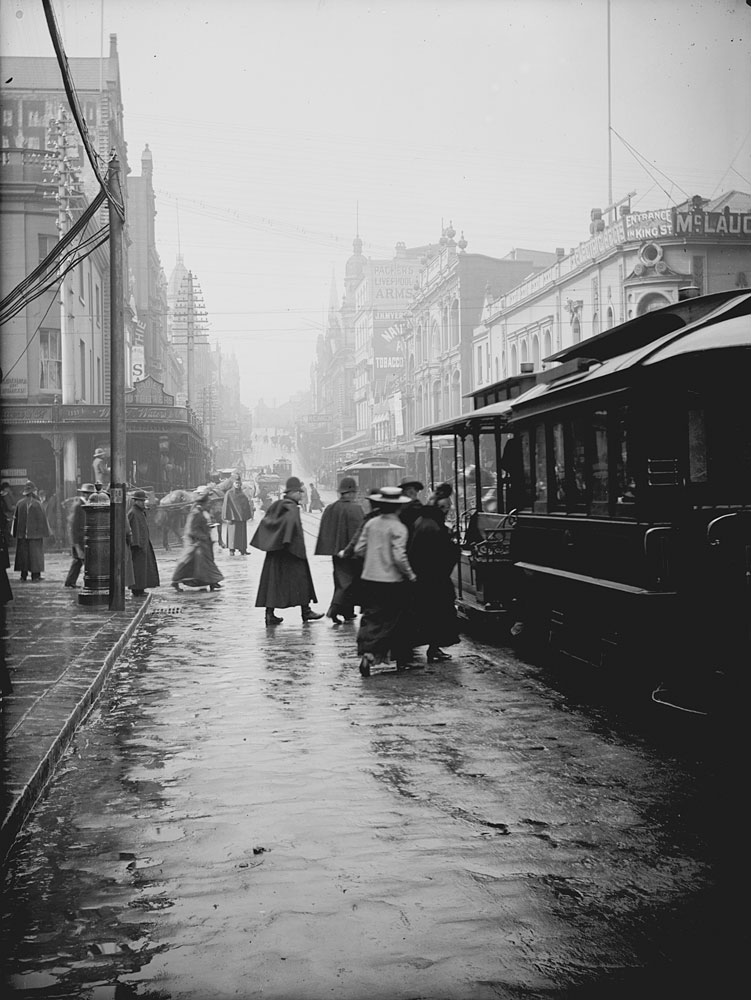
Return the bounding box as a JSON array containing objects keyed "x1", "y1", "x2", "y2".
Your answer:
[{"x1": 78, "y1": 494, "x2": 110, "y2": 606}]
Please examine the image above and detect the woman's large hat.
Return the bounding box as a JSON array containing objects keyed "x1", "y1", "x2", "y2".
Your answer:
[
  {"x1": 399, "y1": 477, "x2": 424, "y2": 491},
  {"x1": 93, "y1": 448, "x2": 106, "y2": 458},
  {"x1": 368, "y1": 486, "x2": 411, "y2": 506}
]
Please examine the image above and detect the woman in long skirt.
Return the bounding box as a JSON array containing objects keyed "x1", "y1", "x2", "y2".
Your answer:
[
  {"x1": 408, "y1": 483, "x2": 460, "y2": 663},
  {"x1": 171, "y1": 488, "x2": 224, "y2": 591},
  {"x1": 354, "y1": 488, "x2": 417, "y2": 676}
]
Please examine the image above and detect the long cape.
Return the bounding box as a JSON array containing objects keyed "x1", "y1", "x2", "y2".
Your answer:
[
  {"x1": 250, "y1": 497, "x2": 306, "y2": 560},
  {"x1": 314, "y1": 498, "x2": 364, "y2": 555}
]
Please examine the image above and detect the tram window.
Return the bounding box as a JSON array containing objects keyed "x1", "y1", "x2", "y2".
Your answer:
[
  {"x1": 570, "y1": 418, "x2": 590, "y2": 508},
  {"x1": 615, "y1": 405, "x2": 636, "y2": 508},
  {"x1": 551, "y1": 422, "x2": 566, "y2": 508},
  {"x1": 687, "y1": 408, "x2": 708, "y2": 484},
  {"x1": 521, "y1": 431, "x2": 533, "y2": 508},
  {"x1": 533, "y1": 423, "x2": 548, "y2": 512},
  {"x1": 591, "y1": 410, "x2": 610, "y2": 514}
]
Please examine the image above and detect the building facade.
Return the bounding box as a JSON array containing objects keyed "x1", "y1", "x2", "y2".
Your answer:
[{"x1": 473, "y1": 192, "x2": 751, "y2": 390}]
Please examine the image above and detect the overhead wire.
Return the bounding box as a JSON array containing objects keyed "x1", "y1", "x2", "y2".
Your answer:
[{"x1": 41, "y1": 0, "x2": 124, "y2": 221}]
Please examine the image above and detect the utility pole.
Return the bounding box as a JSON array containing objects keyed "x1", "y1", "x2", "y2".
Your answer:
[
  {"x1": 186, "y1": 270, "x2": 195, "y2": 409},
  {"x1": 108, "y1": 154, "x2": 126, "y2": 611}
]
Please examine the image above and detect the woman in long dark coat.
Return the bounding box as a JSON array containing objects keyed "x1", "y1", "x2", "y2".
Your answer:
[
  {"x1": 408, "y1": 482, "x2": 460, "y2": 663},
  {"x1": 11, "y1": 482, "x2": 51, "y2": 582},
  {"x1": 251, "y1": 476, "x2": 323, "y2": 625},
  {"x1": 171, "y1": 488, "x2": 224, "y2": 591},
  {"x1": 127, "y1": 490, "x2": 160, "y2": 597}
]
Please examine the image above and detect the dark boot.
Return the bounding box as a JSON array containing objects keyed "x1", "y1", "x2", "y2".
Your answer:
[
  {"x1": 265, "y1": 608, "x2": 283, "y2": 625},
  {"x1": 301, "y1": 606, "x2": 324, "y2": 622}
]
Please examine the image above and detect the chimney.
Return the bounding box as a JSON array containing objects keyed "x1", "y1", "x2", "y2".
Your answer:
[
  {"x1": 109, "y1": 34, "x2": 118, "y2": 59},
  {"x1": 556, "y1": 247, "x2": 565, "y2": 260}
]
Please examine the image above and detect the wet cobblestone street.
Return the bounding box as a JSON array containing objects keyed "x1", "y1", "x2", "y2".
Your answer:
[{"x1": 1, "y1": 512, "x2": 736, "y2": 999}]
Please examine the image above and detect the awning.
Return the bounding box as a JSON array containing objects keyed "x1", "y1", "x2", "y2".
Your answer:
[
  {"x1": 322, "y1": 431, "x2": 369, "y2": 451},
  {"x1": 416, "y1": 398, "x2": 516, "y2": 437}
]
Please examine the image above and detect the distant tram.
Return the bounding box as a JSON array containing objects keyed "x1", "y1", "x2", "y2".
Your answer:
[{"x1": 419, "y1": 288, "x2": 751, "y2": 712}]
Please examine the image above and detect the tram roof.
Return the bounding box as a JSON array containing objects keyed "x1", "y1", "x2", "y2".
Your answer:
[
  {"x1": 544, "y1": 289, "x2": 751, "y2": 366},
  {"x1": 507, "y1": 296, "x2": 751, "y2": 421},
  {"x1": 416, "y1": 397, "x2": 516, "y2": 437}
]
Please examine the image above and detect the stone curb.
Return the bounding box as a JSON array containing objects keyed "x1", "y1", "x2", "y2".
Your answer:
[{"x1": 0, "y1": 594, "x2": 153, "y2": 862}]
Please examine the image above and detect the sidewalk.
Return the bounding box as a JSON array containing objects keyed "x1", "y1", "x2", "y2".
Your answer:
[{"x1": 0, "y1": 551, "x2": 151, "y2": 861}]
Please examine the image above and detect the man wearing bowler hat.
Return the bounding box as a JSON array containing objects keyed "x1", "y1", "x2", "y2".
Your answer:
[
  {"x1": 314, "y1": 475, "x2": 364, "y2": 623},
  {"x1": 251, "y1": 476, "x2": 324, "y2": 625},
  {"x1": 64, "y1": 482, "x2": 96, "y2": 588},
  {"x1": 398, "y1": 477, "x2": 425, "y2": 540},
  {"x1": 11, "y1": 482, "x2": 51, "y2": 582},
  {"x1": 127, "y1": 489, "x2": 160, "y2": 597}
]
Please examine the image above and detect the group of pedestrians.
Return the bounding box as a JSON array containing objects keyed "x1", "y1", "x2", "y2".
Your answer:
[
  {"x1": 349, "y1": 478, "x2": 459, "y2": 676},
  {"x1": 4, "y1": 467, "x2": 461, "y2": 675}
]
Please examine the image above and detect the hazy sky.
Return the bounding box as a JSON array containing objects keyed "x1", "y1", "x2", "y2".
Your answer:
[{"x1": 2, "y1": 0, "x2": 749, "y2": 408}]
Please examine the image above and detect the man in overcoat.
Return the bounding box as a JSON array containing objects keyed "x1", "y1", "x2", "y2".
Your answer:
[
  {"x1": 64, "y1": 482, "x2": 96, "y2": 588},
  {"x1": 314, "y1": 476, "x2": 364, "y2": 623},
  {"x1": 127, "y1": 489, "x2": 160, "y2": 597},
  {"x1": 11, "y1": 482, "x2": 51, "y2": 581},
  {"x1": 251, "y1": 476, "x2": 324, "y2": 625},
  {"x1": 222, "y1": 478, "x2": 253, "y2": 555},
  {"x1": 398, "y1": 477, "x2": 425, "y2": 541}
]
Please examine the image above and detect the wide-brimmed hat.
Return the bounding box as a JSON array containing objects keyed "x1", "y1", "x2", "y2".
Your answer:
[
  {"x1": 131, "y1": 489, "x2": 148, "y2": 501},
  {"x1": 284, "y1": 476, "x2": 303, "y2": 493},
  {"x1": 93, "y1": 448, "x2": 106, "y2": 458},
  {"x1": 338, "y1": 476, "x2": 357, "y2": 493},
  {"x1": 368, "y1": 486, "x2": 411, "y2": 506},
  {"x1": 399, "y1": 477, "x2": 424, "y2": 491},
  {"x1": 22, "y1": 481, "x2": 37, "y2": 495},
  {"x1": 77, "y1": 483, "x2": 96, "y2": 495}
]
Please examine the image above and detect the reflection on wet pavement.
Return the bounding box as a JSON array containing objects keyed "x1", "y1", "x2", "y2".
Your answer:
[{"x1": 1, "y1": 528, "x2": 733, "y2": 999}]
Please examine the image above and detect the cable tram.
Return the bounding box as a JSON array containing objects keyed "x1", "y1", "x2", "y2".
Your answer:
[
  {"x1": 419, "y1": 289, "x2": 751, "y2": 711},
  {"x1": 341, "y1": 456, "x2": 404, "y2": 504}
]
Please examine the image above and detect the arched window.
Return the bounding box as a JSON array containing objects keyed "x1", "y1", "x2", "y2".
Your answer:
[
  {"x1": 521, "y1": 340, "x2": 528, "y2": 364},
  {"x1": 606, "y1": 306, "x2": 614, "y2": 329},
  {"x1": 543, "y1": 328, "x2": 552, "y2": 357},
  {"x1": 638, "y1": 292, "x2": 671, "y2": 315},
  {"x1": 494, "y1": 358, "x2": 500, "y2": 381},
  {"x1": 451, "y1": 370, "x2": 461, "y2": 414},
  {"x1": 532, "y1": 334, "x2": 540, "y2": 370},
  {"x1": 442, "y1": 375, "x2": 449, "y2": 418},
  {"x1": 442, "y1": 305, "x2": 449, "y2": 353},
  {"x1": 510, "y1": 344, "x2": 518, "y2": 375},
  {"x1": 477, "y1": 346, "x2": 483, "y2": 383},
  {"x1": 432, "y1": 379, "x2": 441, "y2": 422},
  {"x1": 592, "y1": 311, "x2": 599, "y2": 335},
  {"x1": 431, "y1": 320, "x2": 440, "y2": 359},
  {"x1": 572, "y1": 316, "x2": 581, "y2": 344},
  {"x1": 450, "y1": 298, "x2": 459, "y2": 345},
  {"x1": 416, "y1": 325, "x2": 423, "y2": 364}
]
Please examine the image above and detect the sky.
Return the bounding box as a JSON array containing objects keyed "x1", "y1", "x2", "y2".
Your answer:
[{"x1": 1, "y1": 0, "x2": 749, "y2": 409}]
